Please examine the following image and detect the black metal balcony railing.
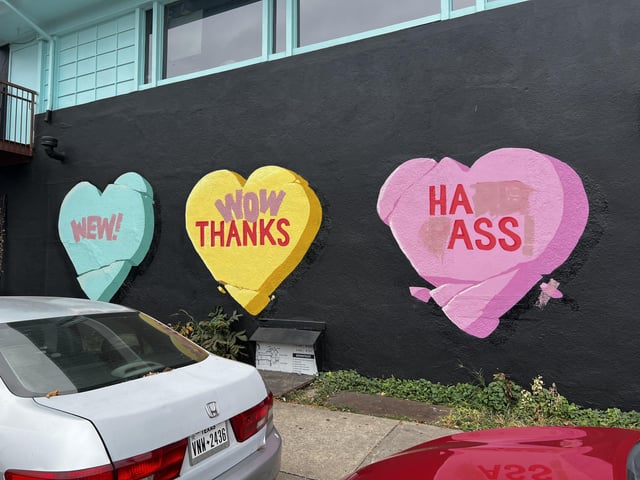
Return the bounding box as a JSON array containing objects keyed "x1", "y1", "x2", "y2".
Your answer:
[{"x1": 0, "y1": 80, "x2": 37, "y2": 165}]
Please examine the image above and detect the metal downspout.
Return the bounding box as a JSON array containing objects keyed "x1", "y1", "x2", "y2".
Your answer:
[{"x1": 0, "y1": 0, "x2": 55, "y2": 111}]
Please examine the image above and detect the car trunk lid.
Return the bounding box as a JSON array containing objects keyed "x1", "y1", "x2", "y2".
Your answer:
[{"x1": 34, "y1": 355, "x2": 268, "y2": 473}]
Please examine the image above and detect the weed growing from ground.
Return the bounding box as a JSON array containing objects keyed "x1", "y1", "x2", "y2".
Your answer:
[{"x1": 285, "y1": 370, "x2": 640, "y2": 431}]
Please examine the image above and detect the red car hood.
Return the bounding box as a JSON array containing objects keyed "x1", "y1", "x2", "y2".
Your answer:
[{"x1": 346, "y1": 426, "x2": 640, "y2": 480}]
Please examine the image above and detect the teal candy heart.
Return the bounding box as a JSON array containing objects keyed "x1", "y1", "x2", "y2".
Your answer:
[
  {"x1": 78, "y1": 261, "x2": 131, "y2": 302},
  {"x1": 58, "y1": 173, "x2": 154, "y2": 301}
]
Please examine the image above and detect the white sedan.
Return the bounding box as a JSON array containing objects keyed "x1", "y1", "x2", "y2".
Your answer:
[{"x1": 0, "y1": 296, "x2": 281, "y2": 480}]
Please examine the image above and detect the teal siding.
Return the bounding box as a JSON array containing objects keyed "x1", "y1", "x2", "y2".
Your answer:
[{"x1": 55, "y1": 13, "x2": 137, "y2": 109}]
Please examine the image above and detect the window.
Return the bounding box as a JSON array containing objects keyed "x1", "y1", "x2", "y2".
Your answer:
[
  {"x1": 273, "y1": 0, "x2": 286, "y2": 53},
  {"x1": 144, "y1": 9, "x2": 153, "y2": 84},
  {"x1": 453, "y1": 0, "x2": 476, "y2": 9},
  {"x1": 145, "y1": 0, "x2": 263, "y2": 82},
  {"x1": 298, "y1": 0, "x2": 440, "y2": 47},
  {"x1": 140, "y1": 0, "x2": 526, "y2": 86}
]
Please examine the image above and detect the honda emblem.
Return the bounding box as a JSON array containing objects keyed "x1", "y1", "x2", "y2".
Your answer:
[{"x1": 205, "y1": 401, "x2": 219, "y2": 418}]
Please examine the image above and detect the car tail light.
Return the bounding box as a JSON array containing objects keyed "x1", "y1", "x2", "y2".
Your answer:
[
  {"x1": 4, "y1": 467, "x2": 113, "y2": 480},
  {"x1": 5, "y1": 439, "x2": 188, "y2": 480},
  {"x1": 230, "y1": 391, "x2": 274, "y2": 442},
  {"x1": 114, "y1": 438, "x2": 187, "y2": 480}
]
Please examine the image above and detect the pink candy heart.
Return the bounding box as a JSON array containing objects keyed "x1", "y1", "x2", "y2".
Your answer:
[{"x1": 377, "y1": 148, "x2": 589, "y2": 338}]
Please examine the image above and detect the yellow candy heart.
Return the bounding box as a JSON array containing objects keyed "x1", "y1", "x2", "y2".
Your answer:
[{"x1": 185, "y1": 166, "x2": 322, "y2": 315}]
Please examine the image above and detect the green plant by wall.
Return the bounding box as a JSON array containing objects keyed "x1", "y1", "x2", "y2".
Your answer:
[
  {"x1": 171, "y1": 306, "x2": 248, "y2": 360},
  {"x1": 286, "y1": 370, "x2": 640, "y2": 431}
]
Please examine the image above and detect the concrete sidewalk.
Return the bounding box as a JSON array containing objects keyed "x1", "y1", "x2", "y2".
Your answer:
[{"x1": 273, "y1": 401, "x2": 460, "y2": 480}]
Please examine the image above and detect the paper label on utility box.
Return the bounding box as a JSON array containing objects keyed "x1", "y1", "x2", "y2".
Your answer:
[{"x1": 255, "y1": 342, "x2": 318, "y2": 375}]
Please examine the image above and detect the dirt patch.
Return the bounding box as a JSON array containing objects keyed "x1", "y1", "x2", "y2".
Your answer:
[{"x1": 328, "y1": 391, "x2": 452, "y2": 424}]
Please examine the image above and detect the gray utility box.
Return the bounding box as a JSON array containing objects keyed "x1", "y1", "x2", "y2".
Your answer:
[{"x1": 250, "y1": 319, "x2": 325, "y2": 376}]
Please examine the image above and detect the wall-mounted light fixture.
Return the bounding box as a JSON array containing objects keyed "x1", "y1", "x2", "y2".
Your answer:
[{"x1": 41, "y1": 136, "x2": 65, "y2": 161}]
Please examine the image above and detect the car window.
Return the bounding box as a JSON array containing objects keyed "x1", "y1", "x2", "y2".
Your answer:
[{"x1": 0, "y1": 312, "x2": 209, "y2": 397}]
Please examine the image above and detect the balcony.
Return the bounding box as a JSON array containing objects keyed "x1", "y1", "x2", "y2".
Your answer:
[{"x1": 0, "y1": 80, "x2": 36, "y2": 166}]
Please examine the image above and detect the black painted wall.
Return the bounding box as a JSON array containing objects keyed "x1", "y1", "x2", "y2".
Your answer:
[{"x1": 1, "y1": 0, "x2": 639, "y2": 410}]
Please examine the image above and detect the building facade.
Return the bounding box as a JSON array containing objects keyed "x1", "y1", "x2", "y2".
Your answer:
[{"x1": 1, "y1": 0, "x2": 639, "y2": 410}]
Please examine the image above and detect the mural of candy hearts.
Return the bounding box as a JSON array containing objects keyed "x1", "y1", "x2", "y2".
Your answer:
[
  {"x1": 58, "y1": 172, "x2": 155, "y2": 301},
  {"x1": 185, "y1": 166, "x2": 322, "y2": 315},
  {"x1": 377, "y1": 148, "x2": 589, "y2": 338}
]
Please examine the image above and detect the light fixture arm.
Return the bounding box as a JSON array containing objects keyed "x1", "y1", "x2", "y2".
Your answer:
[{"x1": 41, "y1": 136, "x2": 65, "y2": 161}]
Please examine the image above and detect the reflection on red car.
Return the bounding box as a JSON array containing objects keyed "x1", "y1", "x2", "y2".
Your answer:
[{"x1": 344, "y1": 426, "x2": 640, "y2": 480}]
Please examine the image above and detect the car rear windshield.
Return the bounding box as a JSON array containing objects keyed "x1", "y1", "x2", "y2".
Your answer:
[{"x1": 0, "y1": 311, "x2": 209, "y2": 397}]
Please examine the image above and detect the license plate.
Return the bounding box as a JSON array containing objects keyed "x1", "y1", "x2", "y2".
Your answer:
[{"x1": 188, "y1": 421, "x2": 230, "y2": 464}]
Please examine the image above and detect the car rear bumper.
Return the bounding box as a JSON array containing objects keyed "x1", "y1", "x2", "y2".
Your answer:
[{"x1": 216, "y1": 426, "x2": 282, "y2": 480}]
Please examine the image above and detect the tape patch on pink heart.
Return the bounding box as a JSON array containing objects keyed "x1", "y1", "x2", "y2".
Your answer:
[{"x1": 377, "y1": 148, "x2": 589, "y2": 338}]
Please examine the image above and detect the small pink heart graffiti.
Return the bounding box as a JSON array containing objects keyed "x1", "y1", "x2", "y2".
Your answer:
[{"x1": 377, "y1": 148, "x2": 589, "y2": 338}]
